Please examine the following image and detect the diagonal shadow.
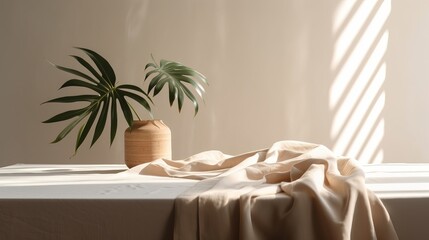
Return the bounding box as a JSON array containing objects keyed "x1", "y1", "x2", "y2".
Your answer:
[{"x1": 330, "y1": 0, "x2": 391, "y2": 163}]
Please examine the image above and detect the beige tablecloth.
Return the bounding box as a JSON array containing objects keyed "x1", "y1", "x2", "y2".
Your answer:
[{"x1": 131, "y1": 140, "x2": 398, "y2": 240}]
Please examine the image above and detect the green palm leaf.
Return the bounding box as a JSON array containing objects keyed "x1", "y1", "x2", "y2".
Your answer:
[
  {"x1": 43, "y1": 95, "x2": 99, "y2": 103},
  {"x1": 92, "y1": 97, "x2": 110, "y2": 146},
  {"x1": 60, "y1": 79, "x2": 103, "y2": 94},
  {"x1": 144, "y1": 56, "x2": 207, "y2": 115},
  {"x1": 43, "y1": 48, "x2": 152, "y2": 152}
]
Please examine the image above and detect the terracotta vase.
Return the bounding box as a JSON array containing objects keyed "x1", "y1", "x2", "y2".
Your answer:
[{"x1": 124, "y1": 120, "x2": 172, "y2": 168}]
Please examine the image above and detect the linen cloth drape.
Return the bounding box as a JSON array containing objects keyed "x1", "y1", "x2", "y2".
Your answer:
[{"x1": 130, "y1": 141, "x2": 398, "y2": 240}]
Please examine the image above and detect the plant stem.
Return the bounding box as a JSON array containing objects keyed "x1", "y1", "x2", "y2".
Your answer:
[
  {"x1": 151, "y1": 54, "x2": 159, "y2": 68},
  {"x1": 129, "y1": 103, "x2": 141, "y2": 121}
]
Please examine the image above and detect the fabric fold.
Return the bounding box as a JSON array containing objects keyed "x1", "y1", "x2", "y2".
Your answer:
[{"x1": 134, "y1": 140, "x2": 398, "y2": 240}]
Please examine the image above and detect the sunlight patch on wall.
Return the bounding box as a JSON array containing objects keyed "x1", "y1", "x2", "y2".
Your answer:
[
  {"x1": 331, "y1": 0, "x2": 377, "y2": 69},
  {"x1": 330, "y1": 0, "x2": 391, "y2": 164}
]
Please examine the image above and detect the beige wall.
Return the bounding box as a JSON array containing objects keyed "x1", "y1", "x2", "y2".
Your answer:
[{"x1": 0, "y1": 0, "x2": 427, "y2": 166}]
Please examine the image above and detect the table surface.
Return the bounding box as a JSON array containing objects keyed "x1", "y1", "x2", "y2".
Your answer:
[
  {"x1": 0, "y1": 163, "x2": 197, "y2": 199},
  {"x1": 363, "y1": 163, "x2": 429, "y2": 198},
  {"x1": 1, "y1": 163, "x2": 429, "y2": 199},
  {"x1": 1, "y1": 163, "x2": 429, "y2": 240}
]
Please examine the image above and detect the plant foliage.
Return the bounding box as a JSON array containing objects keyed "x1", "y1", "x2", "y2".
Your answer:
[
  {"x1": 43, "y1": 48, "x2": 207, "y2": 153},
  {"x1": 43, "y1": 48, "x2": 152, "y2": 152},
  {"x1": 145, "y1": 56, "x2": 208, "y2": 115}
]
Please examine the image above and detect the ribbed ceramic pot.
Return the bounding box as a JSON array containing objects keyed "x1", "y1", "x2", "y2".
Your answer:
[{"x1": 124, "y1": 120, "x2": 172, "y2": 168}]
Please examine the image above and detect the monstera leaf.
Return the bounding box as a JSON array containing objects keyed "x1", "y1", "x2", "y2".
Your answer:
[
  {"x1": 43, "y1": 48, "x2": 152, "y2": 152},
  {"x1": 144, "y1": 57, "x2": 208, "y2": 115}
]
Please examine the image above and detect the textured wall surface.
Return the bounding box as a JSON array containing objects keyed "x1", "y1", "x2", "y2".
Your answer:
[{"x1": 0, "y1": 0, "x2": 427, "y2": 166}]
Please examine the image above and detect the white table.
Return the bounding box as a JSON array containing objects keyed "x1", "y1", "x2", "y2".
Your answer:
[
  {"x1": 0, "y1": 164, "x2": 197, "y2": 240},
  {"x1": 363, "y1": 163, "x2": 429, "y2": 240},
  {"x1": 1, "y1": 163, "x2": 428, "y2": 239}
]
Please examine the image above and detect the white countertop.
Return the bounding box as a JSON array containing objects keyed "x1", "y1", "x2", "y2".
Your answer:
[
  {"x1": 0, "y1": 164, "x2": 197, "y2": 199},
  {"x1": 2, "y1": 163, "x2": 429, "y2": 199},
  {"x1": 1, "y1": 163, "x2": 428, "y2": 240}
]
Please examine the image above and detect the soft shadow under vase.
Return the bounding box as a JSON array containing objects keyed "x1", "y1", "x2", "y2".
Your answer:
[{"x1": 124, "y1": 120, "x2": 172, "y2": 168}]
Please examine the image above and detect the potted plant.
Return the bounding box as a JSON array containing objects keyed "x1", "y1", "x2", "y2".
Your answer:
[{"x1": 43, "y1": 47, "x2": 207, "y2": 167}]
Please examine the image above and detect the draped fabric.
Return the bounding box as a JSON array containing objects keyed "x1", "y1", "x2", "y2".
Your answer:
[{"x1": 131, "y1": 141, "x2": 398, "y2": 240}]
